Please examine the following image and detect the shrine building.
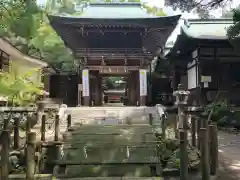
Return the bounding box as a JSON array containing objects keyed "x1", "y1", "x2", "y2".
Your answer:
[
  {"x1": 167, "y1": 19, "x2": 240, "y2": 106},
  {"x1": 48, "y1": 2, "x2": 180, "y2": 106}
]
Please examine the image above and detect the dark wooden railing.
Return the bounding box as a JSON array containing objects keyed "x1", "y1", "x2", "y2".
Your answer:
[{"x1": 75, "y1": 48, "x2": 153, "y2": 59}]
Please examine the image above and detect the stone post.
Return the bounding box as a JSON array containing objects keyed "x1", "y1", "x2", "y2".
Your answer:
[
  {"x1": 209, "y1": 123, "x2": 218, "y2": 175},
  {"x1": 1, "y1": 118, "x2": 10, "y2": 180},
  {"x1": 200, "y1": 126, "x2": 210, "y2": 180},
  {"x1": 149, "y1": 113, "x2": 153, "y2": 125},
  {"x1": 67, "y1": 114, "x2": 72, "y2": 130},
  {"x1": 54, "y1": 115, "x2": 60, "y2": 141},
  {"x1": 173, "y1": 84, "x2": 190, "y2": 180},
  {"x1": 41, "y1": 114, "x2": 46, "y2": 142},
  {"x1": 191, "y1": 115, "x2": 197, "y2": 147},
  {"x1": 26, "y1": 132, "x2": 36, "y2": 180}
]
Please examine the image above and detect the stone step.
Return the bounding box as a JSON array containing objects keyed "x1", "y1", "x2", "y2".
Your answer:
[
  {"x1": 60, "y1": 124, "x2": 158, "y2": 171},
  {"x1": 70, "y1": 117, "x2": 154, "y2": 125},
  {"x1": 62, "y1": 165, "x2": 153, "y2": 177},
  {"x1": 62, "y1": 146, "x2": 158, "y2": 162},
  {"x1": 64, "y1": 125, "x2": 156, "y2": 146},
  {"x1": 66, "y1": 106, "x2": 160, "y2": 125},
  {"x1": 67, "y1": 107, "x2": 158, "y2": 118},
  {"x1": 9, "y1": 174, "x2": 52, "y2": 180},
  {"x1": 69, "y1": 111, "x2": 156, "y2": 118},
  {"x1": 64, "y1": 135, "x2": 157, "y2": 149},
  {"x1": 69, "y1": 124, "x2": 154, "y2": 131},
  {"x1": 58, "y1": 177, "x2": 158, "y2": 180}
]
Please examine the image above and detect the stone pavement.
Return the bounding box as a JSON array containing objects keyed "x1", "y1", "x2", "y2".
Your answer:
[{"x1": 218, "y1": 131, "x2": 240, "y2": 180}]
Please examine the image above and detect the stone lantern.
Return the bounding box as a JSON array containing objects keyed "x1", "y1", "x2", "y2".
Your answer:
[
  {"x1": 173, "y1": 84, "x2": 190, "y2": 106},
  {"x1": 173, "y1": 84, "x2": 190, "y2": 130}
]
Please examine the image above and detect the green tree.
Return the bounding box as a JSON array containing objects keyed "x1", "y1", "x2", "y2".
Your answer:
[
  {"x1": 165, "y1": 0, "x2": 233, "y2": 19},
  {"x1": 164, "y1": 0, "x2": 240, "y2": 39},
  {"x1": 29, "y1": 19, "x2": 75, "y2": 71},
  {"x1": 0, "y1": 69, "x2": 44, "y2": 106},
  {"x1": 228, "y1": 8, "x2": 240, "y2": 38},
  {"x1": 0, "y1": 0, "x2": 76, "y2": 71},
  {"x1": 0, "y1": 0, "x2": 43, "y2": 53}
]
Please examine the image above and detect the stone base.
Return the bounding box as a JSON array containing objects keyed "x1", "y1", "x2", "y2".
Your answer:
[
  {"x1": 139, "y1": 96, "x2": 146, "y2": 106},
  {"x1": 83, "y1": 96, "x2": 90, "y2": 106}
]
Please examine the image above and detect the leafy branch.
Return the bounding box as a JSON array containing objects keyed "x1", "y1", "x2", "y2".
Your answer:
[{"x1": 0, "y1": 69, "x2": 44, "y2": 106}]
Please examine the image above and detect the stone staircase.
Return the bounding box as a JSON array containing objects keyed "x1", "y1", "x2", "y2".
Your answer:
[
  {"x1": 65, "y1": 106, "x2": 160, "y2": 125},
  {"x1": 53, "y1": 106, "x2": 163, "y2": 179}
]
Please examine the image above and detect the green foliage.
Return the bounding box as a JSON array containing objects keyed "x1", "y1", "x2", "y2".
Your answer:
[
  {"x1": 165, "y1": 0, "x2": 228, "y2": 18},
  {"x1": 0, "y1": 69, "x2": 44, "y2": 106},
  {"x1": 203, "y1": 100, "x2": 234, "y2": 122},
  {"x1": 0, "y1": 0, "x2": 43, "y2": 52},
  {"x1": 0, "y1": 0, "x2": 76, "y2": 71},
  {"x1": 29, "y1": 18, "x2": 75, "y2": 71},
  {"x1": 103, "y1": 77, "x2": 122, "y2": 89},
  {"x1": 228, "y1": 8, "x2": 240, "y2": 38}
]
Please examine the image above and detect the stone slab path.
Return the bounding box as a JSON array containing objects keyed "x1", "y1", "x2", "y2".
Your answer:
[{"x1": 218, "y1": 131, "x2": 240, "y2": 180}]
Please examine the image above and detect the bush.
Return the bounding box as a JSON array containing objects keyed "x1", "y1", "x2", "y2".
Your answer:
[
  {"x1": 202, "y1": 100, "x2": 234, "y2": 122},
  {"x1": 0, "y1": 69, "x2": 44, "y2": 106}
]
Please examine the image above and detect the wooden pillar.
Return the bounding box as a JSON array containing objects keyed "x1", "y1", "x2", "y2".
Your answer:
[
  {"x1": 90, "y1": 76, "x2": 94, "y2": 105},
  {"x1": 82, "y1": 69, "x2": 90, "y2": 106},
  {"x1": 128, "y1": 72, "x2": 133, "y2": 105},
  {"x1": 42, "y1": 67, "x2": 51, "y2": 94},
  {"x1": 129, "y1": 71, "x2": 137, "y2": 105},
  {"x1": 95, "y1": 72, "x2": 102, "y2": 106},
  {"x1": 139, "y1": 69, "x2": 147, "y2": 106},
  {"x1": 99, "y1": 76, "x2": 103, "y2": 105},
  {"x1": 13, "y1": 117, "x2": 20, "y2": 149},
  {"x1": 77, "y1": 81, "x2": 82, "y2": 106},
  {"x1": 125, "y1": 75, "x2": 129, "y2": 106}
]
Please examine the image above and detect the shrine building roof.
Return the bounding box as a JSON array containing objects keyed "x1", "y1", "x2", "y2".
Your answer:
[
  {"x1": 181, "y1": 18, "x2": 233, "y2": 40},
  {"x1": 48, "y1": 2, "x2": 180, "y2": 22},
  {"x1": 48, "y1": 3, "x2": 181, "y2": 57},
  {"x1": 166, "y1": 18, "x2": 234, "y2": 58},
  {"x1": 73, "y1": 2, "x2": 155, "y2": 19},
  {"x1": 48, "y1": 4, "x2": 181, "y2": 31}
]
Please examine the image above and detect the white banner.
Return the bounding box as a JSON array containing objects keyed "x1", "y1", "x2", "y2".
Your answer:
[
  {"x1": 82, "y1": 69, "x2": 89, "y2": 97},
  {"x1": 139, "y1": 69, "x2": 147, "y2": 96}
]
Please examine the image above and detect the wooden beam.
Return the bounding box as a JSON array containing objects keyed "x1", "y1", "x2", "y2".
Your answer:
[
  {"x1": 85, "y1": 65, "x2": 139, "y2": 70},
  {"x1": 80, "y1": 29, "x2": 145, "y2": 33}
]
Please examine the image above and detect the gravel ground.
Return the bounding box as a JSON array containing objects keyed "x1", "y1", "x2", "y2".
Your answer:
[{"x1": 217, "y1": 131, "x2": 240, "y2": 180}]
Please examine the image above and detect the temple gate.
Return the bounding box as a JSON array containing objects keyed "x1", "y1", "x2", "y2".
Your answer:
[{"x1": 48, "y1": 2, "x2": 180, "y2": 106}]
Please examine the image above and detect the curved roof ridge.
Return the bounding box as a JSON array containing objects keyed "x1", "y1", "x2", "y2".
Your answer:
[
  {"x1": 48, "y1": 14, "x2": 181, "y2": 20},
  {"x1": 89, "y1": 2, "x2": 142, "y2": 6},
  {"x1": 181, "y1": 18, "x2": 233, "y2": 40},
  {"x1": 183, "y1": 18, "x2": 233, "y2": 25}
]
